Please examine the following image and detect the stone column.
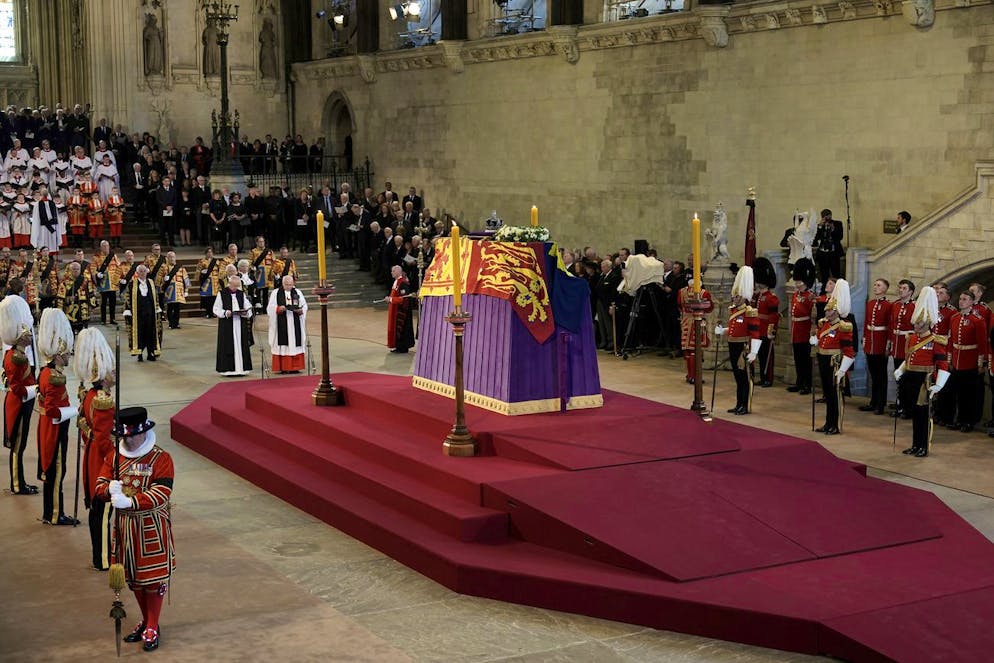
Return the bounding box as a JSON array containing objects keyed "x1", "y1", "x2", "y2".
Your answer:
[
  {"x1": 85, "y1": 0, "x2": 131, "y2": 124},
  {"x1": 441, "y1": 0, "x2": 468, "y2": 40},
  {"x1": 355, "y1": 0, "x2": 380, "y2": 53},
  {"x1": 548, "y1": 0, "x2": 583, "y2": 26}
]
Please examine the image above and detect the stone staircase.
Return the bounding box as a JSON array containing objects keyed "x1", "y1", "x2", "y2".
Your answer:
[{"x1": 114, "y1": 221, "x2": 388, "y2": 315}]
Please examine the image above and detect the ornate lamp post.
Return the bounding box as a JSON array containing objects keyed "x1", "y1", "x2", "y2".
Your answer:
[{"x1": 203, "y1": 1, "x2": 244, "y2": 179}]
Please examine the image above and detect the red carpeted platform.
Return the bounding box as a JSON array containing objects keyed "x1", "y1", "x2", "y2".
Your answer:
[{"x1": 171, "y1": 372, "x2": 994, "y2": 662}]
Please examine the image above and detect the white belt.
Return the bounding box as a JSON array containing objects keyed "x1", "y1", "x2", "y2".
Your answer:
[
  {"x1": 953, "y1": 344, "x2": 977, "y2": 350},
  {"x1": 792, "y1": 316, "x2": 810, "y2": 322},
  {"x1": 867, "y1": 325, "x2": 887, "y2": 331},
  {"x1": 894, "y1": 330, "x2": 912, "y2": 335}
]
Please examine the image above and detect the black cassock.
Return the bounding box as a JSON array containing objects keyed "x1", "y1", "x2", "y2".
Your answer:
[
  {"x1": 214, "y1": 288, "x2": 253, "y2": 375},
  {"x1": 125, "y1": 278, "x2": 161, "y2": 357}
]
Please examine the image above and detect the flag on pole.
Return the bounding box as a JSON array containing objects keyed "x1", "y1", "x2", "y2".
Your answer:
[{"x1": 744, "y1": 192, "x2": 757, "y2": 267}]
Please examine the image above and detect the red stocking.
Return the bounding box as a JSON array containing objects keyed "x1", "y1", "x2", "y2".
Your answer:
[
  {"x1": 684, "y1": 352, "x2": 695, "y2": 380},
  {"x1": 144, "y1": 587, "x2": 165, "y2": 634},
  {"x1": 132, "y1": 589, "x2": 148, "y2": 628}
]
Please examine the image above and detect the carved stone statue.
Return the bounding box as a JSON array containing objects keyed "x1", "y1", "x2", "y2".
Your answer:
[
  {"x1": 142, "y1": 14, "x2": 165, "y2": 76},
  {"x1": 259, "y1": 18, "x2": 278, "y2": 79},
  {"x1": 705, "y1": 204, "x2": 729, "y2": 260},
  {"x1": 902, "y1": 0, "x2": 935, "y2": 26},
  {"x1": 203, "y1": 23, "x2": 221, "y2": 76},
  {"x1": 812, "y1": 5, "x2": 829, "y2": 23}
]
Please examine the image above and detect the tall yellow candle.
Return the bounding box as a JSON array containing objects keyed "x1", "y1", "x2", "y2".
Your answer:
[
  {"x1": 450, "y1": 223, "x2": 462, "y2": 309},
  {"x1": 316, "y1": 210, "x2": 327, "y2": 283},
  {"x1": 692, "y1": 213, "x2": 701, "y2": 294},
  {"x1": 531, "y1": 205, "x2": 538, "y2": 227}
]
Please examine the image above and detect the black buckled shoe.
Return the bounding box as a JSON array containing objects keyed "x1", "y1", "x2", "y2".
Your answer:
[
  {"x1": 142, "y1": 628, "x2": 159, "y2": 651},
  {"x1": 123, "y1": 622, "x2": 146, "y2": 643},
  {"x1": 901, "y1": 447, "x2": 916, "y2": 455},
  {"x1": 12, "y1": 484, "x2": 38, "y2": 495},
  {"x1": 786, "y1": 385, "x2": 801, "y2": 393},
  {"x1": 914, "y1": 449, "x2": 928, "y2": 457},
  {"x1": 54, "y1": 515, "x2": 79, "y2": 526},
  {"x1": 858, "y1": 405, "x2": 876, "y2": 412}
]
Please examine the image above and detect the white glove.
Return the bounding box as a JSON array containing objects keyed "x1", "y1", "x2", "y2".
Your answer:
[
  {"x1": 894, "y1": 363, "x2": 905, "y2": 381},
  {"x1": 809, "y1": 335, "x2": 818, "y2": 346},
  {"x1": 123, "y1": 310, "x2": 132, "y2": 318},
  {"x1": 111, "y1": 492, "x2": 132, "y2": 510},
  {"x1": 22, "y1": 384, "x2": 36, "y2": 402},
  {"x1": 929, "y1": 369, "x2": 950, "y2": 395},
  {"x1": 714, "y1": 325, "x2": 725, "y2": 336},
  {"x1": 748, "y1": 338, "x2": 762, "y2": 362},
  {"x1": 155, "y1": 308, "x2": 162, "y2": 314},
  {"x1": 52, "y1": 405, "x2": 77, "y2": 424},
  {"x1": 108, "y1": 479, "x2": 123, "y2": 496},
  {"x1": 835, "y1": 355, "x2": 854, "y2": 384}
]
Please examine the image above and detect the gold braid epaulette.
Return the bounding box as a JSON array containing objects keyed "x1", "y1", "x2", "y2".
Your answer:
[
  {"x1": 934, "y1": 334, "x2": 948, "y2": 345},
  {"x1": 48, "y1": 372, "x2": 66, "y2": 387},
  {"x1": 745, "y1": 307, "x2": 758, "y2": 318},
  {"x1": 11, "y1": 350, "x2": 27, "y2": 366},
  {"x1": 93, "y1": 390, "x2": 114, "y2": 410},
  {"x1": 839, "y1": 321, "x2": 853, "y2": 332}
]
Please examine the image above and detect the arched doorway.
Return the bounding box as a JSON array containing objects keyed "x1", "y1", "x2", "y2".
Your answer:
[
  {"x1": 321, "y1": 91, "x2": 356, "y2": 172},
  {"x1": 940, "y1": 259, "x2": 994, "y2": 300}
]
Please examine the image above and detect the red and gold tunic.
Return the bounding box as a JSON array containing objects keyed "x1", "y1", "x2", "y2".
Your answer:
[
  {"x1": 106, "y1": 194, "x2": 125, "y2": 236},
  {"x1": 78, "y1": 180, "x2": 97, "y2": 197},
  {"x1": 3, "y1": 347, "x2": 34, "y2": 437},
  {"x1": 68, "y1": 194, "x2": 87, "y2": 234},
  {"x1": 972, "y1": 301, "x2": 992, "y2": 330},
  {"x1": 948, "y1": 311, "x2": 990, "y2": 372},
  {"x1": 79, "y1": 385, "x2": 115, "y2": 504},
  {"x1": 903, "y1": 332, "x2": 948, "y2": 378},
  {"x1": 726, "y1": 303, "x2": 760, "y2": 343},
  {"x1": 753, "y1": 289, "x2": 780, "y2": 339},
  {"x1": 816, "y1": 317, "x2": 856, "y2": 359},
  {"x1": 97, "y1": 445, "x2": 175, "y2": 587},
  {"x1": 678, "y1": 287, "x2": 713, "y2": 349},
  {"x1": 934, "y1": 303, "x2": 956, "y2": 337},
  {"x1": 9, "y1": 259, "x2": 37, "y2": 305},
  {"x1": 87, "y1": 198, "x2": 105, "y2": 238},
  {"x1": 35, "y1": 365, "x2": 69, "y2": 476},
  {"x1": 888, "y1": 300, "x2": 916, "y2": 361},
  {"x1": 863, "y1": 297, "x2": 892, "y2": 356},
  {"x1": 789, "y1": 288, "x2": 816, "y2": 343}
]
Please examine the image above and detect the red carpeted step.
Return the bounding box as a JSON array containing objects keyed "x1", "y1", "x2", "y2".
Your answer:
[{"x1": 208, "y1": 406, "x2": 509, "y2": 543}]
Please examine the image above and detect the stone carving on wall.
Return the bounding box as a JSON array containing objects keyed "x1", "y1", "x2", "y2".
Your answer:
[
  {"x1": 765, "y1": 14, "x2": 780, "y2": 29},
  {"x1": 812, "y1": 5, "x2": 829, "y2": 22},
  {"x1": 955, "y1": 0, "x2": 970, "y2": 6},
  {"x1": 902, "y1": 0, "x2": 935, "y2": 25},
  {"x1": 203, "y1": 24, "x2": 221, "y2": 76},
  {"x1": 550, "y1": 26, "x2": 580, "y2": 64},
  {"x1": 439, "y1": 42, "x2": 464, "y2": 74},
  {"x1": 697, "y1": 6, "x2": 729, "y2": 48},
  {"x1": 740, "y1": 15, "x2": 757, "y2": 30},
  {"x1": 357, "y1": 55, "x2": 378, "y2": 82},
  {"x1": 143, "y1": 13, "x2": 165, "y2": 76},
  {"x1": 838, "y1": 1, "x2": 857, "y2": 18},
  {"x1": 259, "y1": 18, "x2": 278, "y2": 79},
  {"x1": 256, "y1": 0, "x2": 277, "y2": 13},
  {"x1": 874, "y1": 0, "x2": 893, "y2": 15},
  {"x1": 785, "y1": 9, "x2": 803, "y2": 25}
]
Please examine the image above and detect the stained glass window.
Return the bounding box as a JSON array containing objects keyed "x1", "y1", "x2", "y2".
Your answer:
[{"x1": 0, "y1": 1, "x2": 18, "y2": 62}]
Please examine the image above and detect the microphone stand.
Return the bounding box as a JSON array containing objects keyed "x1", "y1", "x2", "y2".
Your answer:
[{"x1": 843, "y1": 175, "x2": 852, "y2": 250}]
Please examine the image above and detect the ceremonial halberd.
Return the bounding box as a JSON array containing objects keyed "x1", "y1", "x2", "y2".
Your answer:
[{"x1": 414, "y1": 237, "x2": 602, "y2": 415}]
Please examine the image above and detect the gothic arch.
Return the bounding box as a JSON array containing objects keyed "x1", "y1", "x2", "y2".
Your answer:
[{"x1": 321, "y1": 90, "x2": 357, "y2": 170}]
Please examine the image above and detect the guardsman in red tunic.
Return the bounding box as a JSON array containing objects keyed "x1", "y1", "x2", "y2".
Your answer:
[
  {"x1": 812, "y1": 279, "x2": 856, "y2": 435},
  {"x1": 1, "y1": 295, "x2": 37, "y2": 495},
  {"x1": 894, "y1": 286, "x2": 949, "y2": 457},
  {"x1": 787, "y1": 258, "x2": 817, "y2": 395},
  {"x1": 969, "y1": 283, "x2": 994, "y2": 429},
  {"x1": 35, "y1": 308, "x2": 78, "y2": 525},
  {"x1": 751, "y1": 257, "x2": 780, "y2": 388},
  {"x1": 73, "y1": 328, "x2": 117, "y2": 570},
  {"x1": 97, "y1": 406, "x2": 175, "y2": 652},
  {"x1": 859, "y1": 278, "x2": 893, "y2": 415},
  {"x1": 887, "y1": 279, "x2": 916, "y2": 417},
  {"x1": 930, "y1": 281, "x2": 958, "y2": 427},
  {"x1": 942, "y1": 290, "x2": 989, "y2": 433},
  {"x1": 677, "y1": 279, "x2": 713, "y2": 384},
  {"x1": 715, "y1": 266, "x2": 761, "y2": 415}
]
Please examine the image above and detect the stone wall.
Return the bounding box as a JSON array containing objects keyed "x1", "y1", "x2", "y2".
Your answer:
[
  {"x1": 82, "y1": 0, "x2": 288, "y2": 146},
  {"x1": 292, "y1": 3, "x2": 994, "y2": 261}
]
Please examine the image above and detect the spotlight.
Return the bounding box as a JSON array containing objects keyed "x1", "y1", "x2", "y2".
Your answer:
[
  {"x1": 407, "y1": 1, "x2": 421, "y2": 17},
  {"x1": 333, "y1": 13, "x2": 348, "y2": 30},
  {"x1": 390, "y1": 3, "x2": 404, "y2": 19},
  {"x1": 315, "y1": 9, "x2": 327, "y2": 18}
]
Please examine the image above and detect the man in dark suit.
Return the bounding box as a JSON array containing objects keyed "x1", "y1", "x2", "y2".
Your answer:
[
  {"x1": 813, "y1": 208, "x2": 844, "y2": 290},
  {"x1": 402, "y1": 187, "x2": 423, "y2": 212},
  {"x1": 155, "y1": 176, "x2": 179, "y2": 246},
  {"x1": 92, "y1": 118, "x2": 112, "y2": 148}
]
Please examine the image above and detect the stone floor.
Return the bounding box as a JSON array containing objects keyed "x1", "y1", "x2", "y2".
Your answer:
[{"x1": 3, "y1": 300, "x2": 994, "y2": 662}]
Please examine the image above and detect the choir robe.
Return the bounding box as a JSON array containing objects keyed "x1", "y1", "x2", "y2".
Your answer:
[
  {"x1": 30, "y1": 198, "x2": 62, "y2": 252},
  {"x1": 267, "y1": 286, "x2": 307, "y2": 372},
  {"x1": 387, "y1": 275, "x2": 415, "y2": 352},
  {"x1": 214, "y1": 287, "x2": 253, "y2": 375}
]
